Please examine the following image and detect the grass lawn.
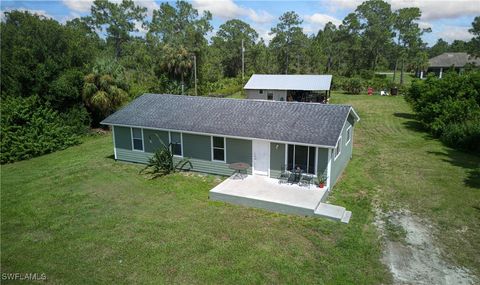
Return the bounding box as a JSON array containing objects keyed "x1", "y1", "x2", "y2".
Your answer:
[
  {"x1": 2, "y1": 93, "x2": 479, "y2": 283},
  {"x1": 1, "y1": 137, "x2": 387, "y2": 282},
  {"x1": 330, "y1": 92, "x2": 480, "y2": 277},
  {"x1": 384, "y1": 72, "x2": 415, "y2": 87}
]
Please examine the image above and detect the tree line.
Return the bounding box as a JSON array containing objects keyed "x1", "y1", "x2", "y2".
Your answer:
[{"x1": 1, "y1": 0, "x2": 479, "y2": 163}]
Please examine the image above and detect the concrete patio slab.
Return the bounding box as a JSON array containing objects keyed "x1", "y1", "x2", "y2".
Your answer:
[{"x1": 210, "y1": 175, "x2": 327, "y2": 216}]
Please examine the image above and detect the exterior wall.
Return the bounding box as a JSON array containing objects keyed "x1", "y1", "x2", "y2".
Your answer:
[
  {"x1": 183, "y1": 133, "x2": 211, "y2": 160},
  {"x1": 316, "y1": 148, "x2": 329, "y2": 177},
  {"x1": 112, "y1": 125, "x2": 340, "y2": 180},
  {"x1": 330, "y1": 114, "x2": 355, "y2": 186},
  {"x1": 246, "y1": 89, "x2": 287, "y2": 101},
  {"x1": 113, "y1": 126, "x2": 252, "y2": 176},
  {"x1": 143, "y1": 129, "x2": 169, "y2": 153},
  {"x1": 269, "y1": 142, "x2": 286, "y2": 178},
  {"x1": 226, "y1": 138, "x2": 252, "y2": 165}
]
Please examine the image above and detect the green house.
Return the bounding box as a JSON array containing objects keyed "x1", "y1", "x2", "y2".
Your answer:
[{"x1": 101, "y1": 94, "x2": 360, "y2": 189}]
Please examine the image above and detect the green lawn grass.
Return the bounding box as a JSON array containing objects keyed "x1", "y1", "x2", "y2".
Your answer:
[
  {"x1": 1, "y1": 138, "x2": 387, "y2": 283},
  {"x1": 2, "y1": 93, "x2": 479, "y2": 283},
  {"x1": 330, "y1": 93, "x2": 480, "y2": 276}
]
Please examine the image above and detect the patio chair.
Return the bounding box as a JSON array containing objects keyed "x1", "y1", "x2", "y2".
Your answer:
[
  {"x1": 299, "y1": 174, "x2": 314, "y2": 188},
  {"x1": 278, "y1": 165, "x2": 289, "y2": 184}
]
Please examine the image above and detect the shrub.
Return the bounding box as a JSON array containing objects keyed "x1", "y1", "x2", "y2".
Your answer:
[
  {"x1": 1, "y1": 96, "x2": 82, "y2": 163},
  {"x1": 405, "y1": 71, "x2": 480, "y2": 152},
  {"x1": 441, "y1": 120, "x2": 480, "y2": 151},
  {"x1": 140, "y1": 143, "x2": 192, "y2": 179},
  {"x1": 343, "y1": 77, "x2": 364, "y2": 94}
]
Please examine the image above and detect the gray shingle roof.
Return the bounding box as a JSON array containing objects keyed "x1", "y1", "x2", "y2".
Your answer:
[
  {"x1": 244, "y1": 74, "x2": 332, "y2": 91},
  {"x1": 101, "y1": 94, "x2": 358, "y2": 147},
  {"x1": 429, "y1": 52, "x2": 480, "y2": 67}
]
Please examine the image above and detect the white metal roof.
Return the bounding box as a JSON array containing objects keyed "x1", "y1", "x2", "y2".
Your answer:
[{"x1": 244, "y1": 74, "x2": 332, "y2": 91}]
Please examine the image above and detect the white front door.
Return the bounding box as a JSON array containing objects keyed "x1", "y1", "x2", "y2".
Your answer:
[{"x1": 252, "y1": 140, "x2": 270, "y2": 176}]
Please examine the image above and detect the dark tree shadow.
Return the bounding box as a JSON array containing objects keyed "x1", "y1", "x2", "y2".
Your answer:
[
  {"x1": 105, "y1": 154, "x2": 115, "y2": 160},
  {"x1": 393, "y1": 113, "x2": 479, "y2": 189},
  {"x1": 393, "y1": 112, "x2": 430, "y2": 135},
  {"x1": 427, "y1": 150, "x2": 480, "y2": 189},
  {"x1": 393, "y1": 112, "x2": 416, "y2": 120}
]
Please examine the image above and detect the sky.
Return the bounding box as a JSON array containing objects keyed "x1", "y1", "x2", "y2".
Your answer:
[{"x1": 1, "y1": 0, "x2": 479, "y2": 46}]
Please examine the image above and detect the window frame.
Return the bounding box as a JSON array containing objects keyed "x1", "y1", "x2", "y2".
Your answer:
[
  {"x1": 211, "y1": 136, "x2": 226, "y2": 163},
  {"x1": 334, "y1": 136, "x2": 342, "y2": 161},
  {"x1": 131, "y1": 127, "x2": 144, "y2": 152},
  {"x1": 286, "y1": 144, "x2": 316, "y2": 175},
  {"x1": 169, "y1": 131, "x2": 183, "y2": 157},
  {"x1": 259, "y1": 89, "x2": 263, "y2": 94},
  {"x1": 345, "y1": 126, "x2": 352, "y2": 145},
  {"x1": 267, "y1": 91, "x2": 274, "y2": 100}
]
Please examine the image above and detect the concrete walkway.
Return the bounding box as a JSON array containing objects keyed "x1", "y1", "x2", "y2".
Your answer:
[{"x1": 209, "y1": 175, "x2": 351, "y2": 223}]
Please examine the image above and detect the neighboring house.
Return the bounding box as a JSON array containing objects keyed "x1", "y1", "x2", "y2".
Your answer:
[
  {"x1": 101, "y1": 94, "x2": 359, "y2": 189},
  {"x1": 244, "y1": 74, "x2": 332, "y2": 103},
  {"x1": 420, "y1": 52, "x2": 480, "y2": 78}
]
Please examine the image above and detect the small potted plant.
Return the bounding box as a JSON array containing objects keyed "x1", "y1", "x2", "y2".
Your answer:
[{"x1": 318, "y1": 175, "x2": 327, "y2": 188}]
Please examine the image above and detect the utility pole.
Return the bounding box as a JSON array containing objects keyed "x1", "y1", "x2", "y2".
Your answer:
[
  {"x1": 193, "y1": 54, "x2": 197, "y2": 96},
  {"x1": 241, "y1": 39, "x2": 245, "y2": 81}
]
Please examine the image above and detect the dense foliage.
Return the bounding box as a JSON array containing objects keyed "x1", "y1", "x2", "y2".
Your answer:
[
  {"x1": 1, "y1": 0, "x2": 479, "y2": 163},
  {"x1": 406, "y1": 72, "x2": 480, "y2": 151},
  {"x1": 0, "y1": 96, "x2": 82, "y2": 163}
]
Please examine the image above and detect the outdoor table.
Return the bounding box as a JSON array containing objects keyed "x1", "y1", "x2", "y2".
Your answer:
[{"x1": 229, "y1": 162, "x2": 250, "y2": 179}]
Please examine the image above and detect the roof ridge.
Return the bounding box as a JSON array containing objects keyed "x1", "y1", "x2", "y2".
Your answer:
[{"x1": 143, "y1": 93, "x2": 352, "y2": 108}]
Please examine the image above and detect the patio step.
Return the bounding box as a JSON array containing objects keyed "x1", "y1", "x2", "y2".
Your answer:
[
  {"x1": 341, "y1": 211, "x2": 352, "y2": 224},
  {"x1": 314, "y1": 203, "x2": 351, "y2": 223}
]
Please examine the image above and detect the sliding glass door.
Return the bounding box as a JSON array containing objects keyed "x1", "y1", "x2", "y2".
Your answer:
[{"x1": 287, "y1": 145, "x2": 316, "y2": 174}]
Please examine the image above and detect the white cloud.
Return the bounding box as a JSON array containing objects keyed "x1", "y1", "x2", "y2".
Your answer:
[
  {"x1": 62, "y1": 0, "x2": 158, "y2": 17},
  {"x1": 134, "y1": 0, "x2": 159, "y2": 17},
  {"x1": 418, "y1": 21, "x2": 432, "y2": 30},
  {"x1": 62, "y1": 0, "x2": 94, "y2": 13},
  {"x1": 437, "y1": 25, "x2": 474, "y2": 42},
  {"x1": 192, "y1": 0, "x2": 274, "y2": 24},
  {"x1": 304, "y1": 13, "x2": 341, "y2": 31},
  {"x1": 134, "y1": 20, "x2": 149, "y2": 35},
  {"x1": 326, "y1": 0, "x2": 480, "y2": 21},
  {"x1": 246, "y1": 9, "x2": 275, "y2": 24}
]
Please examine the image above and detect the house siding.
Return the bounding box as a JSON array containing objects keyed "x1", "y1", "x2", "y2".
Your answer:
[
  {"x1": 226, "y1": 138, "x2": 252, "y2": 165},
  {"x1": 269, "y1": 142, "x2": 285, "y2": 178},
  {"x1": 246, "y1": 89, "x2": 287, "y2": 101},
  {"x1": 114, "y1": 126, "x2": 132, "y2": 150},
  {"x1": 317, "y1": 148, "x2": 329, "y2": 177},
  {"x1": 330, "y1": 115, "x2": 355, "y2": 186},
  {"x1": 183, "y1": 133, "x2": 211, "y2": 160},
  {"x1": 143, "y1": 129, "x2": 169, "y2": 153},
  {"x1": 113, "y1": 126, "x2": 251, "y2": 176}
]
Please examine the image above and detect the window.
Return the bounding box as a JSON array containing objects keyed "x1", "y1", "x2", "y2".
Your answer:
[
  {"x1": 345, "y1": 126, "x2": 352, "y2": 145},
  {"x1": 170, "y1": 132, "x2": 182, "y2": 156},
  {"x1": 286, "y1": 145, "x2": 316, "y2": 174},
  {"x1": 212, "y1": 136, "x2": 225, "y2": 162},
  {"x1": 267, "y1": 91, "x2": 274, "y2": 100},
  {"x1": 259, "y1": 89, "x2": 263, "y2": 94},
  {"x1": 334, "y1": 136, "x2": 341, "y2": 160},
  {"x1": 131, "y1": 128, "x2": 143, "y2": 151}
]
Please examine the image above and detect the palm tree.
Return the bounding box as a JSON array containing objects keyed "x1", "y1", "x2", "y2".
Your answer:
[
  {"x1": 160, "y1": 44, "x2": 193, "y2": 94},
  {"x1": 83, "y1": 58, "x2": 129, "y2": 124}
]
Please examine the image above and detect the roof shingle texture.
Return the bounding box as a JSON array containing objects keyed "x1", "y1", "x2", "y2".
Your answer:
[
  {"x1": 101, "y1": 94, "x2": 353, "y2": 147},
  {"x1": 244, "y1": 74, "x2": 332, "y2": 91},
  {"x1": 429, "y1": 52, "x2": 480, "y2": 67}
]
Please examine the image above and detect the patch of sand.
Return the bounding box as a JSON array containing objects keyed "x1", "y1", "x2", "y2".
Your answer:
[{"x1": 375, "y1": 209, "x2": 477, "y2": 285}]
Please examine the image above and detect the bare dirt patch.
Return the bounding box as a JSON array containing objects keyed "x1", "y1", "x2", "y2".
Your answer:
[{"x1": 375, "y1": 209, "x2": 477, "y2": 285}]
